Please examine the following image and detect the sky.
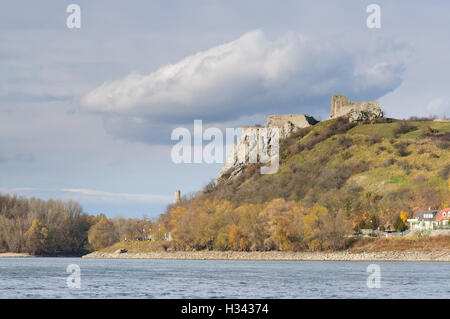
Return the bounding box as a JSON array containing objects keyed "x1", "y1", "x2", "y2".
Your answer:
[{"x1": 0, "y1": 1, "x2": 449, "y2": 218}]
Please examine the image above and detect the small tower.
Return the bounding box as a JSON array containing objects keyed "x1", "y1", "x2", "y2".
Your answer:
[{"x1": 174, "y1": 190, "x2": 181, "y2": 204}]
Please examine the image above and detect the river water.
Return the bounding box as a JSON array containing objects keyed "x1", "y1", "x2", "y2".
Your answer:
[{"x1": 0, "y1": 258, "x2": 448, "y2": 298}]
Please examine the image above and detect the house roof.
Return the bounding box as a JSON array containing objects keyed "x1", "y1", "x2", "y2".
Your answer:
[
  {"x1": 435, "y1": 208, "x2": 450, "y2": 222},
  {"x1": 413, "y1": 210, "x2": 439, "y2": 221}
]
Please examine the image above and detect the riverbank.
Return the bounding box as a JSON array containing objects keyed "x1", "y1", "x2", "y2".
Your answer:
[
  {"x1": 82, "y1": 249, "x2": 450, "y2": 262},
  {"x1": 0, "y1": 253, "x2": 32, "y2": 258}
]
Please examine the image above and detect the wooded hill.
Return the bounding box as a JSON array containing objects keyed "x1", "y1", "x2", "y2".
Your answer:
[{"x1": 156, "y1": 117, "x2": 449, "y2": 251}]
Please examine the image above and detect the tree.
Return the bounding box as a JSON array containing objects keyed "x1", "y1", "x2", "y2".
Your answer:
[
  {"x1": 367, "y1": 214, "x2": 379, "y2": 230},
  {"x1": 24, "y1": 219, "x2": 48, "y2": 255},
  {"x1": 229, "y1": 225, "x2": 246, "y2": 250},
  {"x1": 88, "y1": 216, "x2": 118, "y2": 250},
  {"x1": 393, "y1": 215, "x2": 407, "y2": 232},
  {"x1": 233, "y1": 203, "x2": 265, "y2": 251},
  {"x1": 302, "y1": 205, "x2": 327, "y2": 251},
  {"x1": 400, "y1": 211, "x2": 408, "y2": 224}
]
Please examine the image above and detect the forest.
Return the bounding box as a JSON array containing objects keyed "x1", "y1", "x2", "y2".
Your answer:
[{"x1": 0, "y1": 194, "x2": 153, "y2": 255}]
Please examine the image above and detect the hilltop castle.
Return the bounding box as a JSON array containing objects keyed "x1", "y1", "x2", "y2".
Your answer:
[{"x1": 218, "y1": 94, "x2": 384, "y2": 180}]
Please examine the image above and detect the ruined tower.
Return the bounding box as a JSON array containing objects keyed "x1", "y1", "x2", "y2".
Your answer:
[{"x1": 174, "y1": 190, "x2": 181, "y2": 204}]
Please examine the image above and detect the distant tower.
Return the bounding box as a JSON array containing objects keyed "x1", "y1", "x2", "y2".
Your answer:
[{"x1": 174, "y1": 190, "x2": 181, "y2": 204}]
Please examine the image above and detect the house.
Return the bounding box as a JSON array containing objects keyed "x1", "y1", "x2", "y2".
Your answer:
[
  {"x1": 407, "y1": 209, "x2": 439, "y2": 231},
  {"x1": 435, "y1": 208, "x2": 450, "y2": 226}
]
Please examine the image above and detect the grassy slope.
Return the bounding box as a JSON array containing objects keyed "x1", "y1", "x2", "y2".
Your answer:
[
  {"x1": 102, "y1": 236, "x2": 450, "y2": 254},
  {"x1": 222, "y1": 119, "x2": 449, "y2": 208},
  {"x1": 349, "y1": 236, "x2": 450, "y2": 253},
  {"x1": 298, "y1": 120, "x2": 448, "y2": 195}
]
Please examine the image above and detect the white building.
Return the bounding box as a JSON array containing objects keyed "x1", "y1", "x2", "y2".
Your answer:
[{"x1": 407, "y1": 209, "x2": 439, "y2": 231}]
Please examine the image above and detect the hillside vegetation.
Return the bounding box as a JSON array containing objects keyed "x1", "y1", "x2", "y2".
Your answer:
[
  {"x1": 155, "y1": 117, "x2": 449, "y2": 252},
  {"x1": 2, "y1": 118, "x2": 448, "y2": 255},
  {"x1": 214, "y1": 118, "x2": 449, "y2": 207}
]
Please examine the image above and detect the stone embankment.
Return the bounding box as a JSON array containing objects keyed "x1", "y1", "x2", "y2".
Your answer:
[{"x1": 83, "y1": 250, "x2": 450, "y2": 262}]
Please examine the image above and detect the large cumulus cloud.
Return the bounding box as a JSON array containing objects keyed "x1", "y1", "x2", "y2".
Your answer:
[{"x1": 81, "y1": 30, "x2": 406, "y2": 144}]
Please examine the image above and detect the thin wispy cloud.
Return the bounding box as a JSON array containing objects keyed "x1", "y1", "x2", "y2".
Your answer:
[
  {"x1": 61, "y1": 188, "x2": 172, "y2": 203},
  {"x1": 0, "y1": 187, "x2": 172, "y2": 204}
]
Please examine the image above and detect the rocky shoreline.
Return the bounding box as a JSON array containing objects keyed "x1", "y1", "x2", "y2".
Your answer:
[
  {"x1": 82, "y1": 250, "x2": 450, "y2": 262},
  {"x1": 0, "y1": 253, "x2": 32, "y2": 258}
]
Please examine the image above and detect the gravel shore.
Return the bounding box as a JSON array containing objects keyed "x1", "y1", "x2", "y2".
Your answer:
[
  {"x1": 82, "y1": 250, "x2": 450, "y2": 262},
  {"x1": 0, "y1": 253, "x2": 32, "y2": 258}
]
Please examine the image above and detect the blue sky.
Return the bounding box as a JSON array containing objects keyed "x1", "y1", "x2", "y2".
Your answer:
[{"x1": 0, "y1": 1, "x2": 449, "y2": 217}]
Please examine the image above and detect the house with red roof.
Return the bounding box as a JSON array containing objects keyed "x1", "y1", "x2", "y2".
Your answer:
[
  {"x1": 407, "y1": 208, "x2": 450, "y2": 231},
  {"x1": 435, "y1": 208, "x2": 450, "y2": 226}
]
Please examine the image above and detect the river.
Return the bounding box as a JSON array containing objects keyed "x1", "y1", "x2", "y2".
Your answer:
[{"x1": 0, "y1": 258, "x2": 448, "y2": 298}]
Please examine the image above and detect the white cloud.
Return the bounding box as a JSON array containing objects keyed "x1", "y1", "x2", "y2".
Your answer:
[
  {"x1": 427, "y1": 97, "x2": 450, "y2": 117},
  {"x1": 61, "y1": 188, "x2": 171, "y2": 203},
  {"x1": 81, "y1": 30, "x2": 406, "y2": 144}
]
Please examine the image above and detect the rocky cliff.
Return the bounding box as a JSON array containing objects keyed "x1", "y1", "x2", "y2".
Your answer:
[{"x1": 218, "y1": 114, "x2": 318, "y2": 180}]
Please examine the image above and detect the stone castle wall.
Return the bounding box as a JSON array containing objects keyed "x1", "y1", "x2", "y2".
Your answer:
[{"x1": 330, "y1": 94, "x2": 383, "y2": 122}]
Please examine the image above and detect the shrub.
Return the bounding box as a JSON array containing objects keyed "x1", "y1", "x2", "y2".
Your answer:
[
  {"x1": 203, "y1": 179, "x2": 217, "y2": 193},
  {"x1": 430, "y1": 153, "x2": 440, "y2": 159},
  {"x1": 383, "y1": 157, "x2": 397, "y2": 167},
  {"x1": 440, "y1": 164, "x2": 450, "y2": 180},
  {"x1": 397, "y1": 160, "x2": 411, "y2": 175},
  {"x1": 341, "y1": 151, "x2": 353, "y2": 160},
  {"x1": 414, "y1": 175, "x2": 427, "y2": 184},
  {"x1": 408, "y1": 116, "x2": 436, "y2": 121},
  {"x1": 393, "y1": 141, "x2": 410, "y2": 156},
  {"x1": 365, "y1": 135, "x2": 382, "y2": 144},
  {"x1": 301, "y1": 118, "x2": 356, "y2": 151},
  {"x1": 290, "y1": 163, "x2": 303, "y2": 173},
  {"x1": 434, "y1": 132, "x2": 450, "y2": 150},
  {"x1": 421, "y1": 126, "x2": 439, "y2": 136},
  {"x1": 337, "y1": 135, "x2": 353, "y2": 148},
  {"x1": 291, "y1": 127, "x2": 312, "y2": 139},
  {"x1": 417, "y1": 148, "x2": 426, "y2": 154},
  {"x1": 393, "y1": 121, "x2": 417, "y2": 136}
]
